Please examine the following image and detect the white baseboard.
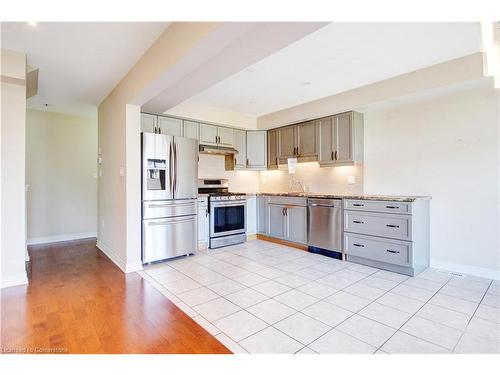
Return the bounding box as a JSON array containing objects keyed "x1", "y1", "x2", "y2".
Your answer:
[
  {"x1": 28, "y1": 232, "x2": 97, "y2": 245},
  {"x1": 1, "y1": 272, "x2": 29, "y2": 289},
  {"x1": 96, "y1": 239, "x2": 142, "y2": 273},
  {"x1": 430, "y1": 259, "x2": 500, "y2": 280}
]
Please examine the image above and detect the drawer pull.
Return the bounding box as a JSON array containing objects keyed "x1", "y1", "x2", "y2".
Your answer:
[
  {"x1": 353, "y1": 243, "x2": 365, "y2": 247},
  {"x1": 386, "y1": 205, "x2": 399, "y2": 209},
  {"x1": 386, "y1": 224, "x2": 400, "y2": 228},
  {"x1": 353, "y1": 203, "x2": 364, "y2": 207},
  {"x1": 353, "y1": 220, "x2": 364, "y2": 224},
  {"x1": 386, "y1": 249, "x2": 400, "y2": 254}
]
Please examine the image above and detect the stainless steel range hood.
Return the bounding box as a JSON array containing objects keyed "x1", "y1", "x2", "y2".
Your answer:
[{"x1": 199, "y1": 144, "x2": 239, "y2": 155}]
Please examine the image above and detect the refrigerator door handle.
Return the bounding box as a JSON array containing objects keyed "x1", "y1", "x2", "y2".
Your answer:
[
  {"x1": 168, "y1": 141, "x2": 174, "y2": 196},
  {"x1": 173, "y1": 141, "x2": 178, "y2": 197}
]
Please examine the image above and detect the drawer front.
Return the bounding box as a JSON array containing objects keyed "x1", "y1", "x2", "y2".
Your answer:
[
  {"x1": 267, "y1": 196, "x2": 307, "y2": 207},
  {"x1": 143, "y1": 199, "x2": 197, "y2": 219},
  {"x1": 344, "y1": 199, "x2": 411, "y2": 214},
  {"x1": 344, "y1": 210, "x2": 412, "y2": 241},
  {"x1": 344, "y1": 233, "x2": 411, "y2": 267}
]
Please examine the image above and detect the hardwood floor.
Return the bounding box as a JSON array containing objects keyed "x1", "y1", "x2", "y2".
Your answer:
[{"x1": 1, "y1": 239, "x2": 231, "y2": 354}]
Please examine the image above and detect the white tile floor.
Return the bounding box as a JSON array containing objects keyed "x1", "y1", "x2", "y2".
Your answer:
[{"x1": 137, "y1": 239, "x2": 500, "y2": 354}]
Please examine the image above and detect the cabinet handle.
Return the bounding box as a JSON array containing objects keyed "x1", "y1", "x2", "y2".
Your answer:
[
  {"x1": 246, "y1": 158, "x2": 249, "y2": 167},
  {"x1": 386, "y1": 249, "x2": 400, "y2": 254},
  {"x1": 353, "y1": 220, "x2": 364, "y2": 224},
  {"x1": 353, "y1": 243, "x2": 365, "y2": 247},
  {"x1": 206, "y1": 208, "x2": 209, "y2": 217},
  {"x1": 353, "y1": 203, "x2": 364, "y2": 207},
  {"x1": 334, "y1": 150, "x2": 338, "y2": 160},
  {"x1": 331, "y1": 151, "x2": 334, "y2": 160},
  {"x1": 276, "y1": 157, "x2": 278, "y2": 166},
  {"x1": 386, "y1": 224, "x2": 400, "y2": 228},
  {"x1": 282, "y1": 207, "x2": 285, "y2": 216},
  {"x1": 386, "y1": 206, "x2": 399, "y2": 209},
  {"x1": 285, "y1": 207, "x2": 288, "y2": 216}
]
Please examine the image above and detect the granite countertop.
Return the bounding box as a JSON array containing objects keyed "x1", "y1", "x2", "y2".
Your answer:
[{"x1": 255, "y1": 192, "x2": 431, "y2": 202}]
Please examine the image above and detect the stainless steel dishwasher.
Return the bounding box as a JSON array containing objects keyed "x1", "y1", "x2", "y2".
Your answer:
[{"x1": 307, "y1": 198, "x2": 343, "y2": 252}]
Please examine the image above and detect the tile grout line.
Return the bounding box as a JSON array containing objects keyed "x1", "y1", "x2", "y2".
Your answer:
[{"x1": 450, "y1": 279, "x2": 493, "y2": 353}]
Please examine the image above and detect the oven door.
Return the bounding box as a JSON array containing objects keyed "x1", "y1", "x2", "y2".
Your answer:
[{"x1": 210, "y1": 200, "x2": 246, "y2": 238}]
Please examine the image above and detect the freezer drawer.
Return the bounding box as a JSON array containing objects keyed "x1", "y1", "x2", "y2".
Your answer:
[
  {"x1": 143, "y1": 199, "x2": 197, "y2": 219},
  {"x1": 142, "y1": 215, "x2": 197, "y2": 263}
]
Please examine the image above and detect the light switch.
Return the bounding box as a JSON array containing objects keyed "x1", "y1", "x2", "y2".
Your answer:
[
  {"x1": 119, "y1": 167, "x2": 125, "y2": 177},
  {"x1": 347, "y1": 175, "x2": 356, "y2": 185}
]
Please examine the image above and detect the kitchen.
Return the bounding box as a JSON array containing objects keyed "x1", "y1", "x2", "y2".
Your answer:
[{"x1": 2, "y1": 19, "x2": 499, "y2": 360}]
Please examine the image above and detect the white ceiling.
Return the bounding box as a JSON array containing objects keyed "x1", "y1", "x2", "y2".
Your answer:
[
  {"x1": 184, "y1": 22, "x2": 482, "y2": 117},
  {"x1": 1, "y1": 22, "x2": 169, "y2": 117}
]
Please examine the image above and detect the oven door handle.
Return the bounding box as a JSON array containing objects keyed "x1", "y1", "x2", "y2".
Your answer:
[{"x1": 211, "y1": 201, "x2": 246, "y2": 208}]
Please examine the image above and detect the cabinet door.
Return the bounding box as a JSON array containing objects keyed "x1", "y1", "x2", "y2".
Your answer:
[
  {"x1": 335, "y1": 113, "x2": 353, "y2": 163},
  {"x1": 197, "y1": 205, "x2": 209, "y2": 245},
  {"x1": 257, "y1": 197, "x2": 268, "y2": 234},
  {"x1": 278, "y1": 126, "x2": 296, "y2": 159},
  {"x1": 141, "y1": 113, "x2": 157, "y2": 133},
  {"x1": 217, "y1": 127, "x2": 234, "y2": 147},
  {"x1": 297, "y1": 121, "x2": 317, "y2": 157},
  {"x1": 268, "y1": 205, "x2": 285, "y2": 239},
  {"x1": 267, "y1": 129, "x2": 279, "y2": 168},
  {"x1": 286, "y1": 206, "x2": 307, "y2": 244},
  {"x1": 318, "y1": 116, "x2": 334, "y2": 163},
  {"x1": 199, "y1": 124, "x2": 218, "y2": 145},
  {"x1": 183, "y1": 120, "x2": 199, "y2": 141},
  {"x1": 233, "y1": 129, "x2": 247, "y2": 168},
  {"x1": 158, "y1": 116, "x2": 183, "y2": 136},
  {"x1": 246, "y1": 131, "x2": 267, "y2": 169}
]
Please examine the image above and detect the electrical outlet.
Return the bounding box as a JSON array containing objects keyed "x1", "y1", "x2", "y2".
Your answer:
[{"x1": 347, "y1": 175, "x2": 356, "y2": 185}]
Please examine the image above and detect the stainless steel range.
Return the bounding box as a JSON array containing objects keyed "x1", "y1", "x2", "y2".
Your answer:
[{"x1": 198, "y1": 179, "x2": 246, "y2": 249}]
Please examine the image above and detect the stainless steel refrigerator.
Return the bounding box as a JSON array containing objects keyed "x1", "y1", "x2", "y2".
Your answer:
[{"x1": 141, "y1": 132, "x2": 198, "y2": 263}]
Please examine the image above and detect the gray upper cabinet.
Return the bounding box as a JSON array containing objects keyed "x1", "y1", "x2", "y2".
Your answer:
[
  {"x1": 246, "y1": 131, "x2": 267, "y2": 169},
  {"x1": 297, "y1": 121, "x2": 317, "y2": 158},
  {"x1": 158, "y1": 116, "x2": 183, "y2": 136},
  {"x1": 217, "y1": 127, "x2": 234, "y2": 147},
  {"x1": 199, "y1": 123, "x2": 234, "y2": 147},
  {"x1": 318, "y1": 111, "x2": 363, "y2": 167},
  {"x1": 278, "y1": 126, "x2": 297, "y2": 160},
  {"x1": 200, "y1": 123, "x2": 218, "y2": 146},
  {"x1": 183, "y1": 120, "x2": 199, "y2": 141},
  {"x1": 233, "y1": 129, "x2": 247, "y2": 169},
  {"x1": 267, "y1": 129, "x2": 279, "y2": 169},
  {"x1": 141, "y1": 113, "x2": 157, "y2": 133}
]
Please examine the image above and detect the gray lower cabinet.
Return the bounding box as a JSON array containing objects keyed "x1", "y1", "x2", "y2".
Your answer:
[
  {"x1": 257, "y1": 196, "x2": 268, "y2": 234},
  {"x1": 266, "y1": 196, "x2": 307, "y2": 244},
  {"x1": 343, "y1": 199, "x2": 429, "y2": 276},
  {"x1": 287, "y1": 205, "x2": 307, "y2": 244}
]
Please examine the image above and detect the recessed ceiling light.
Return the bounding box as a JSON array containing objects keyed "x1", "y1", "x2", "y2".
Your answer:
[
  {"x1": 245, "y1": 67, "x2": 256, "y2": 73},
  {"x1": 301, "y1": 81, "x2": 311, "y2": 86},
  {"x1": 248, "y1": 100, "x2": 256, "y2": 104},
  {"x1": 27, "y1": 22, "x2": 38, "y2": 27}
]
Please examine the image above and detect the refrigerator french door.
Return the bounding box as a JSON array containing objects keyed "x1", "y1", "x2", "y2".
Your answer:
[{"x1": 141, "y1": 133, "x2": 198, "y2": 264}]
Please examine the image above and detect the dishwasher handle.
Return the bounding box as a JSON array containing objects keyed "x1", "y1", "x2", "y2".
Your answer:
[{"x1": 309, "y1": 203, "x2": 338, "y2": 208}]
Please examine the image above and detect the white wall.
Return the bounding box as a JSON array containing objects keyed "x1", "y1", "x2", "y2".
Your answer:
[
  {"x1": 25, "y1": 109, "x2": 97, "y2": 244},
  {"x1": 363, "y1": 86, "x2": 500, "y2": 279},
  {"x1": 199, "y1": 154, "x2": 260, "y2": 193},
  {"x1": 259, "y1": 162, "x2": 363, "y2": 195},
  {"x1": 1, "y1": 49, "x2": 28, "y2": 288}
]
